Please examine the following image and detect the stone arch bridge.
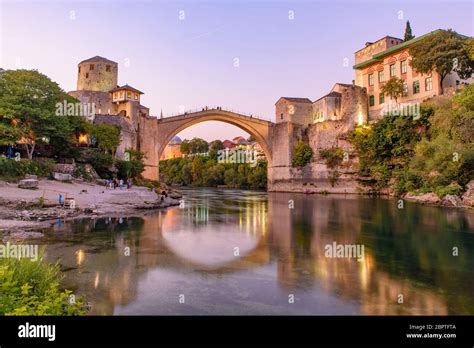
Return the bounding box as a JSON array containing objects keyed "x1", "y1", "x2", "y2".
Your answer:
[{"x1": 138, "y1": 108, "x2": 295, "y2": 188}]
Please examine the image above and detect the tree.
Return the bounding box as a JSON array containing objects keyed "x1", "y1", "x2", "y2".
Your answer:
[
  {"x1": 180, "y1": 139, "x2": 190, "y2": 155},
  {"x1": 116, "y1": 149, "x2": 145, "y2": 180},
  {"x1": 91, "y1": 124, "x2": 120, "y2": 155},
  {"x1": 292, "y1": 142, "x2": 313, "y2": 167},
  {"x1": 0, "y1": 69, "x2": 73, "y2": 159},
  {"x1": 404, "y1": 21, "x2": 414, "y2": 41},
  {"x1": 466, "y1": 37, "x2": 474, "y2": 61},
  {"x1": 381, "y1": 77, "x2": 405, "y2": 104},
  {"x1": 179, "y1": 138, "x2": 209, "y2": 155},
  {"x1": 208, "y1": 140, "x2": 223, "y2": 159},
  {"x1": 410, "y1": 30, "x2": 474, "y2": 94}
]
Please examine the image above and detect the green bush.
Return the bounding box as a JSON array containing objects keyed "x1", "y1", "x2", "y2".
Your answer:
[
  {"x1": 433, "y1": 183, "x2": 463, "y2": 198},
  {"x1": 0, "y1": 250, "x2": 86, "y2": 315},
  {"x1": 116, "y1": 159, "x2": 145, "y2": 180},
  {"x1": 73, "y1": 164, "x2": 93, "y2": 182},
  {"x1": 292, "y1": 142, "x2": 313, "y2": 167},
  {"x1": 320, "y1": 147, "x2": 345, "y2": 169},
  {"x1": 0, "y1": 158, "x2": 55, "y2": 180},
  {"x1": 88, "y1": 152, "x2": 114, "y2": 178},
  {"x1": 115, "y1": 149, "x2": 146, "y2": 180},
  {"x1": 349, "y1": 92, "x2": 474, "y2": 196}
]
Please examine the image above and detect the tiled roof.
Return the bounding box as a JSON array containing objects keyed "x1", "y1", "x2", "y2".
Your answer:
[
  {"x1": 277, "y1": 97, "x2": 312, "y2": 103},
  {"x1": 79, "y1": 56, "x2": 117, "y2": 65},
  {"x1": 353, "y1": 30, "x2": 443, "y2": 70},
  {"x1": 314, "y1": 91, "x2": 341, "y2": 103},
  {"x1": 110, "y1": 84, "x2": 144, "y2": 94}
]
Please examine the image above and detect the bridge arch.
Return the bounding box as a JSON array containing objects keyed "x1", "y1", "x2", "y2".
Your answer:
[{"x1": 138, "y1": 109, "x2": 274, "y2": 181}]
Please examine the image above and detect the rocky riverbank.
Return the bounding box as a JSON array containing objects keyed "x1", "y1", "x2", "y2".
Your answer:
[
  {"x1": 0, "y1": 179, "x2": 181, "y2": 232},
  {"x1": 400, "y1": 181, "x2": 474, "y2": 209}
]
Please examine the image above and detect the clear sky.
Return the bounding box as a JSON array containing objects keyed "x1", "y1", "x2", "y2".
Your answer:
[{"x1": 1, "y1": 0, "x2": 472, "y2": 141}]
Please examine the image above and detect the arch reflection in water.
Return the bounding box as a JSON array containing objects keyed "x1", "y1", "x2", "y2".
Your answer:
[{"x1": 41, "y1": 188, "x2": 474, "y2": 315}]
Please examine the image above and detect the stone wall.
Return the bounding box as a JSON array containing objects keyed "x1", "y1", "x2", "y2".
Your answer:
[
  {"x1": 269, "y1": 85, "x2": 368, "y2": 193},
  {"x1": 68, "y1": 90, "x2": 115, "y2": 118}
]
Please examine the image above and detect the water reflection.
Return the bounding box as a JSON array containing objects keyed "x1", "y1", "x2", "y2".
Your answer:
[{"x1": 41, "y1": 189, "x2": 474, "y2": 315}]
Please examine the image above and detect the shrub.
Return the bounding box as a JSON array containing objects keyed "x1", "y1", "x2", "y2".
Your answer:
[
  {"x1": 320, "y1": 147, "x2": 345, "y2": 169},
  {"x1": 292, "y1": 142, "x2": 313, "y2": 167},
  {"x1": 88, "y1": 151, "x2": 114, "y2": 179},
  {"x1": 0, "y1": 158, "x2": 55, "y2": 180},
  {"x1": 0, "y1": 250, "x2": 86, "y2": 315}
]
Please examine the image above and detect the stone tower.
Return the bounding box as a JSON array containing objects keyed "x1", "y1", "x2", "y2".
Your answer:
[{"x1": 77, "y1": 56, "x2": 118, "y2": 92}]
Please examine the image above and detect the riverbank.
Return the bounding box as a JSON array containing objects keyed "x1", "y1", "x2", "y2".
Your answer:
[{"x1": 0, "y1": 179, "x2": 181, "y2": 232}]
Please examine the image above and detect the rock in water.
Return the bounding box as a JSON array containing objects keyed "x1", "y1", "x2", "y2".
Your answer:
[
  {"x1": 441, "y1": 194, "x2": 463, "y2": 208},
  {"x1": 404, "y1": 192, "x2": 440, "y2": 205},
  {"x1": 18, "y1": 179, "x2": 38, "y2": 190}
]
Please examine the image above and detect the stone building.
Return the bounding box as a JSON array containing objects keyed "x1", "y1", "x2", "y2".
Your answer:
[
  {"x1": 160, "y1": 136, "x2": 183, "y2": 160},
  {"x1": 68, "y1": 56, "x2": 150, "y2": 158},
  {"x1": 275, "y1": 97, "x2": 313, "y2": 125},
  {"x1": 353, "y1": 29, "x2": 473, "y2": 120},
  {"x1": 274, "y1": 83, "x2": 368, "y2": 128},
  {"x1": 312, "y1": 83, "x2": 368, "y2": 126}
]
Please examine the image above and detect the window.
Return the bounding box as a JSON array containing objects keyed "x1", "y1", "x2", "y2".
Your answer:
[
  {"x1": 368, "y1": 74, "x2": 374, "y2": 86},
  {"x1": 127, "y1": 91, "x2": 132, "y2": 99},
  {"x1": 369, "y1": 95, "x2": 375, "y2": 107},
  {"x1": 426, "y1": 77, "x2": 433, "y2": 91},
  {"x1": 106, "y1": 65, "x2": 111, "y2": 72},
  {"x1": 379, "y1": 93, "x2": 385, "y2": 104},
  {"x1": 280, "y1": 113, "x2": 283, "y2": 120},
  {"x1": 378, "y1": 70, "x2": 384, "y2": 83},
  {"x1": 401, "y1": 60, "x2": 407, "y2": 74},
  {"x1": 120, "y1": 92, "x2": 124, "y2": 98},
  {"x1": 402, "y1": 81, "x2": 408, "y2": 96},
  {"x1": 85, "y1": 73, "x2": 89, "y2": 78},
  {"x1": 78, "y1": 67, "x2": 81, "y2": 73},
  {"x1": 134, "y1": 94, "x2": 138, "y2": 100},
  {"x1": 413, "y1": 80, "x2": 420, "y2": 94},
  {"x1": 390, "y1": 64, "x2": 396, "y2": 77},
  {"x1": 90, "y1": 64, "x2": 94, "y2": 70}
]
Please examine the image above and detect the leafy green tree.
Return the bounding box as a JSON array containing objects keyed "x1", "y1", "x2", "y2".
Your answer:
[
  {"x1": 404, "y1": 21, "x2": 414, "y2": 41},
  {"x1": 91, "y1": 124, "x2": 120, "y2": 155},
  {"x1": 116, "y1": 149, "x2": 145, "y2": 180},
  {"x1": 180, "y1": 139, "x2": 190, "y2": 155},
  {"x1": 208, "y1": 140, "x2": 224, "y2": 159},
  {"x1": 0, "y1": 69, "x2": 75, "y2": 158},
  {"x1": 292, "y1": 142, "x2": 313, "y2": 167},
  {"x1": 381, "y1": 77, "x2": 405, "y2": 104},
  {"x1": 410, "y1": 30, "x2": 474, "y2": 94},
  {"x1": 191, "y1": 156, "x2": 205, "y2": 185},
  {"x1": 89, "y1": 151, "x2": 114, "y2": 178},
  {"x1": 466, "y1": 38, "x2": 474, "y2": 61},
  {"x1": 187, "y1": 137, "x2": 209, "y2": 154}
]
